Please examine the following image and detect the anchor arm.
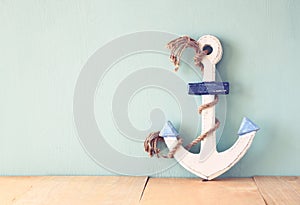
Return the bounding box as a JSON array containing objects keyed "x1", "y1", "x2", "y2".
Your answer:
[{"x1": 162, "y1": 119, "x2": 259, "y2": 180}]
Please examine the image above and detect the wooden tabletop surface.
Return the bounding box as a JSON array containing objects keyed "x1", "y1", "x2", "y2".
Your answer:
[{"x1": 0, "y1": 176, "x2": 299, "y2": 204}]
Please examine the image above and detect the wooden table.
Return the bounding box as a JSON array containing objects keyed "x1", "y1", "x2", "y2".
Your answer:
[{"x1": 0, "y1": 176, "x2": 299, "y2": 204}]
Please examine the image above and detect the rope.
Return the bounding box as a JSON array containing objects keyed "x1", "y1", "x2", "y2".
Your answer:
[
  {"x1": 185, "y1": 118, "x2": 220, "y2": 150},
  {"x1": 144, "y1": 131, "x2": 183, "y2": 158},
  {"x1": 167, "y1": 138, "x2": 183, "y2": 158},
  {"x1": 144, "y1": 131, "x2": 163, "y2": 158},
  {"x1": 166, "y1": 35, "x2": 208, "y2": 72},
  {"x1": 144, "y1": 36, "x2": 220, "y2": 158},
  {"x1": 198, "y1": 95, "x2": 218, "y2": 114}
]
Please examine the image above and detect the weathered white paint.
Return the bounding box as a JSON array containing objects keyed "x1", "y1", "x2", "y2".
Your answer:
[{"x1": 164, "y1": 131, "x2": 257, "y2": 180}]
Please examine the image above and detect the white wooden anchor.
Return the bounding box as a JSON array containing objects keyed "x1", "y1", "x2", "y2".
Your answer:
[{"x1": 159, "y1": 35, "x2": 259, "y2": 180}]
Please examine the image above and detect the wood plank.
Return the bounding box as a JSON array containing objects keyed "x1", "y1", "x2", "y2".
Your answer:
[
  {"x1": 0, "y1": 176, "x2": 48, "y2": 204},
  {"x1": 140, "y1": 177, "x2": 265, "y2": 205},
  {"x1": 254, "y1": 176, "x2": 300, "y2": 205},
  {"x1": 281, "y1": 176, "x2": 300, "y2": 194},
  {"x1": 0, "y1": 176, "x2": 148, "y2": 205}
]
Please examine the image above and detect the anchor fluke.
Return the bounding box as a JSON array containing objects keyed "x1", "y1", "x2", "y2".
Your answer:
[
  {"x1": 159, "y1": 121, "x2": 179, "y2": 137},
  {"x1": 238, "y1": 117, "x2": 260, "y2": 136}
]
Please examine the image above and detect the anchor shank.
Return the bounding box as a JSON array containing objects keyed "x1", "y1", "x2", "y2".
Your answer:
[{"x1": 199, "y1": 58, "x2": 217, "y2": 160}]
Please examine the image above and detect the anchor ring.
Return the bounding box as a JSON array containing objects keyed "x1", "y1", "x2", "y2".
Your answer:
[{"x1": 198, "y1": 35, "x2": 223, "y2": 65}]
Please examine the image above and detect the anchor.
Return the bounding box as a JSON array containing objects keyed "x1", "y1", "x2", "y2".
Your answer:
[{"x1": 144, "y1": 35, "x2": 260, "y2": 180}]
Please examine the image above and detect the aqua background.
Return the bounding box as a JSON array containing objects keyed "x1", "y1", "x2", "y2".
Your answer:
[{"x1": 0, "y1": 0, "x2": 299, "y2": 177}]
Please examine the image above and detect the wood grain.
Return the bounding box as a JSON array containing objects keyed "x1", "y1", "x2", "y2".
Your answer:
[
  {"x1": 140, "y1": 177, "x2": 265, "y2": 205},
  {"x1": 0, "y1": 176, "x2": 148, "y2": 205},
  {"x1": 2, "y1": 176, "x2": 300, "y2": 204},
  {"x1": 254, "y1": 176, "x2": 300, "y2": 205},
  {"x1": 0, "y1": 176, "x2": 47, "y2": 204}
]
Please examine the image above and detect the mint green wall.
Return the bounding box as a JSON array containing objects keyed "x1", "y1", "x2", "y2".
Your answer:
[{"x1": 0, "y1": 0, "x2": 299, "y2": 177}]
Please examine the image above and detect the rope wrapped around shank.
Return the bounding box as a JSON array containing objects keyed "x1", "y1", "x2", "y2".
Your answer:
[{"x1": 144, "y1": 36, "x2": 220, "y2": 158}]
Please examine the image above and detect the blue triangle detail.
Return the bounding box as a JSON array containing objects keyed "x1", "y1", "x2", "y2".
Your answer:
[
  {"x1": 159, "y1": 121, "x2": 179, "y2": 137},
  {"x1": 238, "y1": 117, "x2": 260, "y2": 136}
]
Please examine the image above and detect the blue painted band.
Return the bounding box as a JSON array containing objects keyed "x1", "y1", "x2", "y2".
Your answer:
[{"x1": 188, "y1": 82, "x2": 230, "y2": 95}]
